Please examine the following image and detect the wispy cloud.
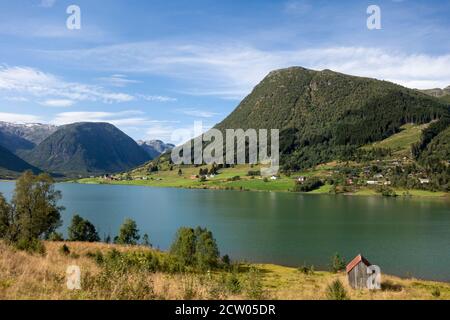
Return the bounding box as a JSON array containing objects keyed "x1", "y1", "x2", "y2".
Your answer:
[
  {"x1": 96, "y1": 74, "x2": 141, "y2": 87},
  {"x1": 0, "y1": 112, "x2": 43, "y2": 123},
  {"x1": 39, "y1": 42, "x2": 450, "y2": 101},
  {"x1": 39, "y1": 99, "x2": 75, "y2": 107},
  {"x1": 0, "y1": 66, "x2": 134, "y2": 104},
  {"x1": 177, "y1": 108, "x2": 220, "y2": 118}
]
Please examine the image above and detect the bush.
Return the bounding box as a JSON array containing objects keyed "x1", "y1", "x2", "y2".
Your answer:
[
  {"x1": 225, "y1": 273, "x2": 241, "y2": 294},
  {"x1": 15, "y1": 238, "x2": 46, "y2": 255},
  {"x1": 431, "y1": 287, "x2": 441, "y2": 298},
  {"x1": 245, "y1": 267, "x2": 265, "y2": 300},
  {"x1": 294, "y1": 178, "x2": 324, "y2": 192},
  {"x1": 48, "y1": 232, "x2": 64, "y2": 241},
  {"x1": 59, "y1": 244, "x2": 71, "y2": 256},
  {"x1": 298, "y1": 264, "x2": 314, "y2": 275},
  {"x1": 330, "y1": 253, "x2": 346, "y2": 273},
  {"x1": 247, "y1": 170, "x2": 261, "y2": 177},
  {"x1": 326, "y1": 280, "x2": 349, "y2": 300}
]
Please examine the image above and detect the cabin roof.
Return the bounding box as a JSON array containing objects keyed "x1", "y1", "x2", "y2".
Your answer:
[{"x1": 346, "y1": 254, "x2": 371, "y2": 273}]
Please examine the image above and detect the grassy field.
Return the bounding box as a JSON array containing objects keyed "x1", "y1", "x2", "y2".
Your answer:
[
  {"x1": 363, "y1": 123, "x2": 429, "y2": 156},
  {"x1": 0, "y1": 241, "x2": 449, "y2": 300},
  {"x1": 76, "y1": 163, "x2": 448, "y2": 199}
]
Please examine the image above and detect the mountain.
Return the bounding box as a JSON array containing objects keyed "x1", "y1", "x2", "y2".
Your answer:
[
  {"x1": 0, "y1": 144, "x2": 40, "y2": 178},
  {"x1": 137, "y1": 140, "x2": 175, "y2": 159},
  {"x1": 215, "y1": 67, "x2": 449, "y2": 170},
  {"x1": 20, "y1": 122, "x2": 151, "y2": 176},
  {"x1": 0, "y1": 129, "x2": 35, "y2": 154},
  {"x1": 0, "y1": 122, "x2": 58, "y2": 145},
  {"x1": 420, "y1": 86, "x2": 450, "y2": 104}
]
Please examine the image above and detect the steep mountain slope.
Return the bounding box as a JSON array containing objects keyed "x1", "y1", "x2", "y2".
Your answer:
[
  {"x1": 137, "y1": 140, "x2": 175, "y2": 159},
  {"x1": 0, "y1": 144, "x2": 40, "y2": 177},
  {"x1": 215, "y1": 67, "x2": 449, "y2": 170},
  {"x1": 0, "y1": 129, "x2": 35, "y2": 154},
  {"x1": 0, "y1": 122, "x2": 57, "y2": 145},
  {"x1": 21, "y1": 122, "x2": 151, "y2": 176}
]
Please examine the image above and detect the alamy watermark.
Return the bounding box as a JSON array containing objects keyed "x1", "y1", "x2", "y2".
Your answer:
[
  {"x1": 66, "y1": 265, "x2": 81, "y2": 290},
  {"x1": 66, "y1": 5, "x2": 81, "y2": 30},
  {"x1": 170, "y1": 122, "x2": 280, "y2": 177}
]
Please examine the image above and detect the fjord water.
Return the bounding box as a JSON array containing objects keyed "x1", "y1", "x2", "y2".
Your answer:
[{"x1": 0, "y1": 182, "x2": 449, "y2": 281}]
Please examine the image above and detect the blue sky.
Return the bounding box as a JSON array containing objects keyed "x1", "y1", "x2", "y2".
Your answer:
[{"x1": 1, "y1": 0, "x2": 450, "y2": 143}]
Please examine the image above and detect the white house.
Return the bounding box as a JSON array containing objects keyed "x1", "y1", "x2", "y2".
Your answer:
[{"x1": 419, "y1": 178, "x2": 430, "y2": 184}]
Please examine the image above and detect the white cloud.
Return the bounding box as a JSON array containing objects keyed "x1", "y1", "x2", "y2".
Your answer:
[
  {"x1": 40, "y1": 99, "x2": 75, "y2": 107},
  {"x1": 177, "y1": 108, "x2": 220, "y2": 118},
  {"x1": 97, "y1": 74, "x2": 141, "y2": 87},
  {"x1": 283, "y1": 1, "x2": 312, "y2": 14},
  {"x1": 42, "y1": 42, "x2": 450, "y2": 99},
  {"x1": 51, "y1": 110, "x2": 149, "y2": 126},
  {"x1": 0, "y1": 112, "x2": 42, "y2": 123},
  {"x1": 0, "y1": 66, "x2": 134, "y2": 104}
]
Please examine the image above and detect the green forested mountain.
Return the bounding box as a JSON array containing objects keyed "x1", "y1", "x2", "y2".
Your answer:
[
  {"x1": 0, "y1": 144, "x2": 41, "y2": 177},
  {"x1": 215, "y1": 67, "x2": 449, "y2": 170},
  {"x1": 20, "y1": 122, "x2": 150, "y2": 176}
]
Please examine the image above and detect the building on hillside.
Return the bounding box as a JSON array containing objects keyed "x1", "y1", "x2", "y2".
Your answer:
[
  {"x1": 297, "y1": 176, "x2": 306, "y2": 183},
  {"x1": 419, "y1": 178, "x2": 430, "y2": 184},
  {"x1": 346, "y1": 254, "x2": 372, "y2": 290}
]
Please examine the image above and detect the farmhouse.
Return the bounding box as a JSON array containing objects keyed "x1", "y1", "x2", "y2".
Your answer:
[
  {"x1": 419, "y1": 178, "x2": 430, "y2": 184},
  {"x1": 346, "y1": 254, "x2": 372, "y2": 289}
]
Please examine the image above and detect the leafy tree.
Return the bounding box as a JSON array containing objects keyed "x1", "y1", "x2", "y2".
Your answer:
[
  {"x1": 0, "y1": 193, "x2": 12, "y2": 239},
  {"x1": 68, "y1": 214, "x2": 100, "y2": 242},
  {"x1": 170, "y1": 227, "x2": 196, "y2": 267},
  {"x1": 194, "y1": 227, "x2": 220, "y2": 270},
  {"x1": 9, "y1": 171, "x2": 63, "y2": 242},
  {"x1": 115, "y1": 218, "x2": 140, "y2": 245},
  {"x1": 48, "y1": 232, "x2": 64, "y2": 241},
  {"x1": 142, "y1": 233, "x2": 152, "y2": 247},
  {"x1": 170, "y1": 226, "x2": 220, "y2": 270}
]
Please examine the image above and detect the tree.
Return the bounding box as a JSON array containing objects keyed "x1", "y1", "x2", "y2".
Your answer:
[
  {"x1": 115, "y1": 218, "x2": 140, "y2": 245},
  {"x1": 194, "y1": 227, "x2": 220, "y2": 270},
  {"x1": 142, "y1": 233, "x2": 152, "y2": 247},
  {"x1": 330, "y1": 253, "x2": 346, "y2": 273},
  {"x1": 68, "y1": 214, "x2": 100, "y2": 242},
  {"x1": 170, "y1": 226, "x2": 220, "y2": 270},
  {"x1": 170, "y1": 227, "x2": 196, "y2": 267},
  {"x1": 0, "y1": 193, "x2": 12, "y2": 239},
  {"x1": 10, "y1": 171, "x2": 63, "y2": 241}
]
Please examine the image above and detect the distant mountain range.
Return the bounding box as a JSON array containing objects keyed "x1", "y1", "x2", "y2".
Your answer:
[
  {"x1": 0, "y1": 121, "x2": 173, "y2": 178},
  {"x1": 1, "y1": 67, "x2": 449, "y2": 178},
  {"x1": 0, "y1": 122, "x2": 57, "y2": 145},
  {"x1": 137, "y1": 140, "x2": 175, "y2": 159}
]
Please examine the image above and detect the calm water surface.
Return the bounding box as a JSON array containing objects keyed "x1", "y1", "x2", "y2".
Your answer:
[{"x1": 0, "y1": 182, "x2": 449, "y2": 281}]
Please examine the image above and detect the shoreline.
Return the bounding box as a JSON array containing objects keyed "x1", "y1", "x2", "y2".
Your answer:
[{"x1": 72, "y1": 178, "x2": 449, "y2": 200}]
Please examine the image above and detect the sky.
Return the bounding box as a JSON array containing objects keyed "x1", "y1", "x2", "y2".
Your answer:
[{"x1": 0, "y1": 0, "x2": 450, "y2": 143}]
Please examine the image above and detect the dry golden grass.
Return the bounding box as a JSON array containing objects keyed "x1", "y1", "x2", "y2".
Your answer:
[{"x1": 0, "y1": 241, "x2": 448, "y2": 300}]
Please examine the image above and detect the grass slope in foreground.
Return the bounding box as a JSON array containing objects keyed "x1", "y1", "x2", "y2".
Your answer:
[{"x1": 0, "y1": 241, "x2": 449, "y2": 300}]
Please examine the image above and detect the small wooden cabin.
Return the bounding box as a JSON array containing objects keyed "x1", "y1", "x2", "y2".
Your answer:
[{"x1": 346, "y1": 254, "x2": 372, "y2": 289}]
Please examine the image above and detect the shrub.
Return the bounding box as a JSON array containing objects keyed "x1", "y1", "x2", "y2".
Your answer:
[
  {"x1": 245, "y1": 267, "x2": 265, "y2": 300},
  {"x1": 330, "y1": 253, "x2": 346, "y2": 273},
  {"x1": 225, "y1": 273, "x2": 241, "y2": 294},
  {"x1": 14, "y1": 238, "x2": 46, "y2": 255},
  {"x1": 59, "y1": 244, "x2": 71, "y2": 256},
  {"x1": 294, "y1": 178, "x2": 324, "y2": 192},
  {"x1": 298, "y1": 264, "x2": 314, "y2": 275},
  {"x1": 326, "y1": 280, "x2": 349, "y2": 300},
  {"x1": 247, "y1": 170, "x2": 261, "y2": 177},
  {"x1": 431, "y1": 287, "x2": 441, "y2": 298},
  {"x1": 48, "y1": 232, "x2": 64, "y2": 241}
]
